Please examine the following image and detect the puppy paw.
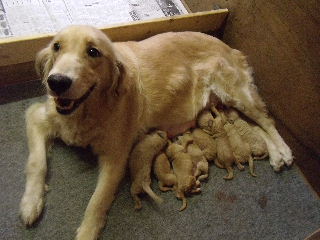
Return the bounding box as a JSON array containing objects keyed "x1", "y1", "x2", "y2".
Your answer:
[{"x1": 20, "y1": 193, "x2": 44, "y2": 226}]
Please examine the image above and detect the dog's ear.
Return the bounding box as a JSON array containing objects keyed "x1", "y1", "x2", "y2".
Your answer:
[
  {"x1": 35, "y1": 46, "x2": 53, "y2": 81},
  {"x1": 110, "y1": 60, "x2": 126, "y2": 97}
]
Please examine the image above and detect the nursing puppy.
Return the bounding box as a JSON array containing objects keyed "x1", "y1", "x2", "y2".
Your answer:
[
  {"x1": 154, "y1": 152, "x2": 177, "y2": 192},
  {"x1": 20, "y1": 25, "x2": 292, "y2": 239},
  {"x1": 129, "y1": 130, "x2": 167, "y2": 210},
  {"x1": 177, "y1": 132, "x2": 209, "y2": 182},
  {"x1": 166, "y1": 142, "x2": 200, "y2": 211}
]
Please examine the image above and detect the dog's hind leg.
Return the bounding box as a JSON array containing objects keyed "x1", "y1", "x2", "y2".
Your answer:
[
  {"x1": 223, "y1": 166, "x2": 234, "y2": 180},
  {"x1": 20, "y1": 103, "x2": 52, "y2": 226},
  {"x1": 248, "y1": 156, "x2": 257, "y2": 177},
  {"x1": 130, "y1": 184, "x2": 143, "y2": 209},
  {"x1": 226, "y1": 81, "x2": 293, "y2": 170}
]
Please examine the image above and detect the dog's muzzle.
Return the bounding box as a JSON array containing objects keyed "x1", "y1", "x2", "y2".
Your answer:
[{"x1": 54, "y1": 84, "x2": 96, "y2": 115}]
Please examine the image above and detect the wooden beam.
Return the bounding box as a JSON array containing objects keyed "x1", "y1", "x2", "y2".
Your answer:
[{"x1": 0, "y1": 9, "x2": 228, "y2": 86}]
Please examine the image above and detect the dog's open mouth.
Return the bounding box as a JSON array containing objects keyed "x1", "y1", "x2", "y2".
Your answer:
[{"x1": 54, "y1": 84, "x2": 96, "y2": 115}]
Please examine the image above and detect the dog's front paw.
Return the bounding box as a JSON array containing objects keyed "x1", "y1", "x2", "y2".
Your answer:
[
  {"x1": 76, "y1": 225, "x2": 99, "y2": 240},
  {"x1": 269, "y1": 149, "x2": 284, "y2": 172},
  {"x1": 20, "y1": 193, "x2": 44, "y2": 226}
]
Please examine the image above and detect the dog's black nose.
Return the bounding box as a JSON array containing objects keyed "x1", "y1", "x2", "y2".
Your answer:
[{"x1": 47, "y1": 74, "x2": 72, "y2": 95}]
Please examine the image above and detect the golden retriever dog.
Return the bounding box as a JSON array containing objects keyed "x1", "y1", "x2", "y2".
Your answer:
[{"x1": 20, "y1": 25, "x2": 293, "y2": 239}]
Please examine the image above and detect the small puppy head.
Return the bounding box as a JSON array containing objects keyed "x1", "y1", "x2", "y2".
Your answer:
[
  {"x1": 166, "y1": 142, "x2": 184, "y2": 159},
  {"x1": 155, "y1": 130, "x2": 168, "y2": 140},
  {"x1": 197, "y1": 111, "x2": 215, "y2": 133},
  {"x1": 35, "y1": 25, "x2": 125, "y2": 115},
  {"x1": 176, "y1": 132, "x2": 193, "y2": 148},
  {"x1": 149, "y1": 130, "x2": 168, "y2": 151},
  {"x1": 226, "y1": 109, "x2": 239, "y2": 123}
]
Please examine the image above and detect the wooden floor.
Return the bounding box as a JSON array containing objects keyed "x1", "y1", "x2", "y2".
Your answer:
[{"x1": 185, "y1": 0, "x2": 320, "y2": 195}]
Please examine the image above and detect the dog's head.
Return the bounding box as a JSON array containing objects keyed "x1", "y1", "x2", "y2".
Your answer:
[{"x1": 36, "y1": 25, "x2": 125, "y2": 115}]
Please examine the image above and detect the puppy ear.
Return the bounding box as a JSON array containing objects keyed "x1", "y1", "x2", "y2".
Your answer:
[
  {"x1": 110, "y1": 60, "x2": 126, "y2": 97},
  {"x1": 35, "y1": 46, "x2": 53, "y2": 81}
]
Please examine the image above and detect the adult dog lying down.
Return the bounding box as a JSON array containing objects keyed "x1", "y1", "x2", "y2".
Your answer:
[{"x1": 20, "y1": 25, "x2": 293, "y2": 240}]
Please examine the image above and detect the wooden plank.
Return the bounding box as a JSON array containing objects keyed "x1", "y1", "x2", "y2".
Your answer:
[
  {"x1": 0, "y1": 61, "x2": 37, "y2": 86},
  {"x1": 0, "y1": 9, "x2": 228, "y2": 68}
]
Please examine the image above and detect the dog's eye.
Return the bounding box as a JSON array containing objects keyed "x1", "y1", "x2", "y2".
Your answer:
[
  {"x1": 53, "y1": 42, "x2": 60, "y2": 52},
  {"x1": 87, "y1": 47, "x2": 101, "y2": 58}
]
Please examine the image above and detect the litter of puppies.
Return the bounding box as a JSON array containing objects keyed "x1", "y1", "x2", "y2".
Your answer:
[{"x1": 129, "y1": 105, "x2": 269, "y2": 211}]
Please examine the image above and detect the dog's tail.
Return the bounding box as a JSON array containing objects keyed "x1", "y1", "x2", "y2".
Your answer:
[{"x1": 142, "y1": 182, "x2": 163, "y2": 204}]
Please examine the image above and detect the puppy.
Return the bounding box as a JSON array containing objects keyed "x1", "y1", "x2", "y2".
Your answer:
[
  {"x1": 166, "y1": 142, "x2": 200, "y2": 211},
  {"x1": 192, "y1": 122, "x2": 217, "y2": 162},
  {"x1": 224, "y1": 121, "x2": 257, "y2": 177},
  {"x1": 177, "y1": 132, "x2": 209, "y2": 182},
  {"x1": 200, "y1": 108, "x2": 237, "y2": 180},
  {"x1": 20, "y1": 25, "x2": 292, "y2": 239},
  {"x1": 129, "y1": 130, "x2": 167, "y2": 209},
  {"x1": 227, "y1": 109, "x2": 268, "y2": 160},
  {"x1": 153, "y1": 152, "x2": 177, "y2": 192}
]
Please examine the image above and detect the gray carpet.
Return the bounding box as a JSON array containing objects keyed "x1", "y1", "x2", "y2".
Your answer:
[{"x1": 0, "y1": 95, "x2": 319, "y2": 240}]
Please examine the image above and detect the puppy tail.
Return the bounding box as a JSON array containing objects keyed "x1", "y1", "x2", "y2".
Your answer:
[
  {"x1": 142, "y1": 182, "x2": 163, "y2": 205},
  {"x1": 179, "y1": 197, "x2": 187, "y2": 211},
  {"x1": 253, "y1": 152, "x2": 269, "y2": 160}
]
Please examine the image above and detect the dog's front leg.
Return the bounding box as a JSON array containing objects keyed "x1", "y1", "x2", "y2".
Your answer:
[
  {"x1": 76, "y1": 153, "x2": 128, "y2": 240},
  {"x1": 20, "y1": 103, "x2": 51, "y2": 225}
]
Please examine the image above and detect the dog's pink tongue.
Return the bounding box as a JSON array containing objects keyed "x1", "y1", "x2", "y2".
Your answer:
[{"x1": 160, "y1": 120, "x2": 196, "y2": 138}]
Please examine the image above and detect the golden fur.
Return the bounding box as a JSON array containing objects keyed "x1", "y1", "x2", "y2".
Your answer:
[
  {"x1": 192, "y1": 126, "x2": 217, "y2": 162},
  {"x1": 198, "y1": 109, "x2": 237, "y2": 180},
  {"x1": 224, "y1": 122, "x2": 257, "y2": 177},
  {"x1": 177, "y1": 132, "x2": 209, "y2": 182},
  {"x1": 166, "y1": 142, "x2": 200, "y2": 211},
  {"x1": 20, "y1": 25, "x2": 292, "y2": 239},
  {"x1": 153, "y1": 153, "x2": 177, "y2": 192},
  {"x1": 129, "y1": 130, "x2": 167, "y2": 209},
  {"x1": 226, "y1": 108, "x2": 268, "y2": 160}
]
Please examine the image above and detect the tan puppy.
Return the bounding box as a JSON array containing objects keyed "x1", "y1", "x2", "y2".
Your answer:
[
  {"x1": 153, "y1": 153, "x2": 177, "y2": 192},
  {"x1": 224, "y1": 121, "x2": 257, "y2": 177},
  {"x1": 199, "y1": 109, "x2": 237, "y2": 180},
  {"x1": 177, "y1": 133, "x2": 209, "y2": 182},
  {"x1": 192, "y1": 126, "x2": 217, "y2": 162},
  {"x1": 166, "y1": 142, "x2": 200, "y2": 211},
  {"x1": 20, "y1": 25, "x2": 292, "y2": 239},
  {"x1": 227, "y1": 109, "x2": 268, "y2": 160},
  {"x1": 129, "y1": 130, "x2": 167, "y2": 209}
]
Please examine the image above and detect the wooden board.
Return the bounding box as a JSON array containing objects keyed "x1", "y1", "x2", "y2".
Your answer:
[{"x1": 0, "y1": 9, "x2": 228, "y2": 86}]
